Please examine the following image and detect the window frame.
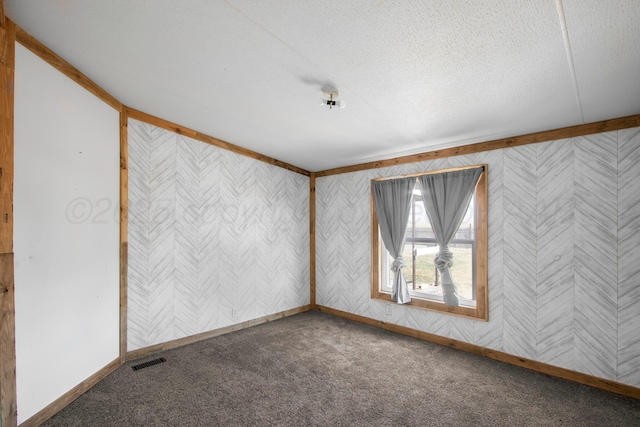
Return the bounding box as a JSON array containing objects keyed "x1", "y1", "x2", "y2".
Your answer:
[{"x1": 370, "y1": 165, "x2": 488, "y2": 321}]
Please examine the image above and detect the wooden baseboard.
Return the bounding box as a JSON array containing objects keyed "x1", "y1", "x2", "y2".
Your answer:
[
  {"x1": 315, "y1": 305, "x2": 640, "y2": 401},
  {"x1": 20, "y1": 357, "x2": 121, "y2": 427},
  {"x1": 126, "y1": 305, "x2": 312, "y2": 362}
]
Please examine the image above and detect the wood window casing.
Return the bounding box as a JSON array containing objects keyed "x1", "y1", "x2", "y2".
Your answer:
[{"x1": 370, "y1": 165, "x2": 488, "y2": 321}]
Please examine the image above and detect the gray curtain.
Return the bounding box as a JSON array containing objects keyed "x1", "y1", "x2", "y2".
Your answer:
[
  {"x1": 417, "y1": 167, "x2": 483, "y2": 306},
  {"x1": 372, "y1": 177, "x2": 416, "y2": 304}
]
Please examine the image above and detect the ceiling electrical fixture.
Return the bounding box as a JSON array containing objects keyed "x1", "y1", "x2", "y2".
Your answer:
[{"x1": 321, "y1": 88, "x2": 345, "y2": 110}]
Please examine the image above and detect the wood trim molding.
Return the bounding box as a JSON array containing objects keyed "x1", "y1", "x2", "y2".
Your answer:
[
  {"x1": 315, "y1": 114, "x2": 640, "y2": 177},
  {"x1": 316, "y1": 305, "x2": 640, "y2": 401},
  {"x1": 14, "y1": 25, "x2": 122, "y2": 111},
  {"x1": 0, "y1": 254, "x2": 17, "y2": 427},
  {"x1": 369, "y1": 189, "x2": 379, "y2": 305},
  {"x1": 474, "y1": 169, "x2": 488, "y2": 321},
  {"x1": 126, "y1": 305, "x2": 312, "y2": 362},
  {"x1": 0, "y1": 17, "x2": 16, "y2": 427},
  {"x1": 119, "y1": 107, "x2": 129, "y2": 364},
  {"x1": 0, "y1": 19, "x2": 14, "y2": 254},
  {"x1": 309, "y1": 173, "x2": 316, "y2": 308},
  {"x1": 119, "y1": 242, "x2": 128, "y2": 363},
  {"x1": 19, "y1": 357, "x2": 121, "y2": 427},
  {"x1": 127, "y1": 108, "x2": 311, "y2": 177}
]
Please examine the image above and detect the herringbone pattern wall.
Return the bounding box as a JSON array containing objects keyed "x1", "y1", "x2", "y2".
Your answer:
[
  {"x1": 316, "y1": 127, "x2": 640, "y2": 388},
  {"x1": 128, "y1": 119, "x2": 310, "y2": 351},
  {"x1": 618, "y1": 127, "x2": 640, "y2": 387}
]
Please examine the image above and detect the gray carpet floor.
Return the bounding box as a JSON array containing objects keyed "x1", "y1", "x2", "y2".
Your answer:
[{"x1": 43, "y1": 311, "x2": 640, "y2": 426}]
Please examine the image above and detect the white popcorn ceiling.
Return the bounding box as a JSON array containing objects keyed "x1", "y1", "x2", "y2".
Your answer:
[{"x1": 5, "y1": 0, "x2": 640, "y2": 172}]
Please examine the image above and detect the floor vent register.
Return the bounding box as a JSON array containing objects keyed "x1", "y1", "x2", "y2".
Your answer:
[{"x1": 131, "y1": 357, "x2": 167, "y2": 371}]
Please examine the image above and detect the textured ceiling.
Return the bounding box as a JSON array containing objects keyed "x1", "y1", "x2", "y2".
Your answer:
[{"x1": 5, "y1": 1, "x2": 640, "y2": 172}]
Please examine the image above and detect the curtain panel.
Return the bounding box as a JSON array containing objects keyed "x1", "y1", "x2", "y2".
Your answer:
[
  {"x1": 372, "y1": 177, "x2": 416, "y2": 304},
  {"x1": 417, "y1": 167, "x2": 483, "y2": 306}
]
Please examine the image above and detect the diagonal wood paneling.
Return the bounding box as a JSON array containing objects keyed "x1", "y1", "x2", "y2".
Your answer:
[
  {"x1": 617, "y1": 127, "x2": 640, "y2": 387},
  {"x1": 503, "y1": 145, "x2": 537, "y2": 359},
  {"x1": 197, "y1": 142, "x2": 221, "y2": 332},
  {"x1": 334, "y1": 174, "x2": 352, "y2": 314},
  {"x1": 146, "y1": 125, "x2": 177, "y2": 346},
  {"x1": 473, "y1": 150, "x2": 504, "y2": 351},
  {"x1": 536, "y1": 139, "x2": 574, "y2": 369},
  {"x1": 174, "y1": 134, "x2": 200, "y2": 338},
  {"x1": 127, "y1": 120, "x2": 310, "y2": 350},
  {"x1": 315, "y1": 175, "x2": 342, "y2": 309},
  {"x1": 254, "y1": 162, "x2": 285, "y2": 317},
  {"x1": 405, "y1": 306, "x2": 449, "y2": 337},
  {"x1": 339, "y1": 172, "x2": 371, "y2": 316},
  {"x1": 285, "y1": 171, "x2": 310, "y2": 309},
  {"x1": 236, "y1": 155, "x2": 257, "y2": 323},
  {"x1": 271, "y1": 166, "x2": 287, "y2": 314},
  {"x1": 217, "y1": 150, "x2": 245, "y2": 328},
  {"x1": 127, "y1": 119, "x2": 152, "y2": 349},
  {"x1": 253, "y1": 162, "x2": 274, "y2": 317},
  {"x1": 573, "y1": 132, "x2": 618, "y2": 380}
]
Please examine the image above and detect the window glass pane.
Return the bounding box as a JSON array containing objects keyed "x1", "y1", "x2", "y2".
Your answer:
[
  {"x1": 408, "y1": 242, "x2": 441, "y2": 296},
  {"x1": 457, "y1": 196, "x2": 475, "y2": 240},
  {"x1": 448, "y1": 244, "x2": 473, "y2": 300},
  {"x1": 404, "y1": 194, "x2": 436, "y2": 240},
  {"x1": 384, "y1": 241, "x2": 474, "y2": 300}
]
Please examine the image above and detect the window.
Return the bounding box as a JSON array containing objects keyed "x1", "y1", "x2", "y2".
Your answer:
[
  {"x1": 370, "y1": 165, "x2": 488, "y2": 320},
  {"x1": 380, "y1": 190, "x2": 477, "y2": 305}
]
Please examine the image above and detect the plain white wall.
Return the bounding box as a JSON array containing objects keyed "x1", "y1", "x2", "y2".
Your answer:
[{"x1": 13, "y1": 43, "x2": 120, "y2": 424}]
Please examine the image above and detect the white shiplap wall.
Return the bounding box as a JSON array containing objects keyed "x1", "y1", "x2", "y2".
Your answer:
[
  {"x1": 127, "y1": 119, "x2": 310, "y2": 351},
  {"x1": 316, "y1": 127, "x2": 640, "y2": 388}
]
